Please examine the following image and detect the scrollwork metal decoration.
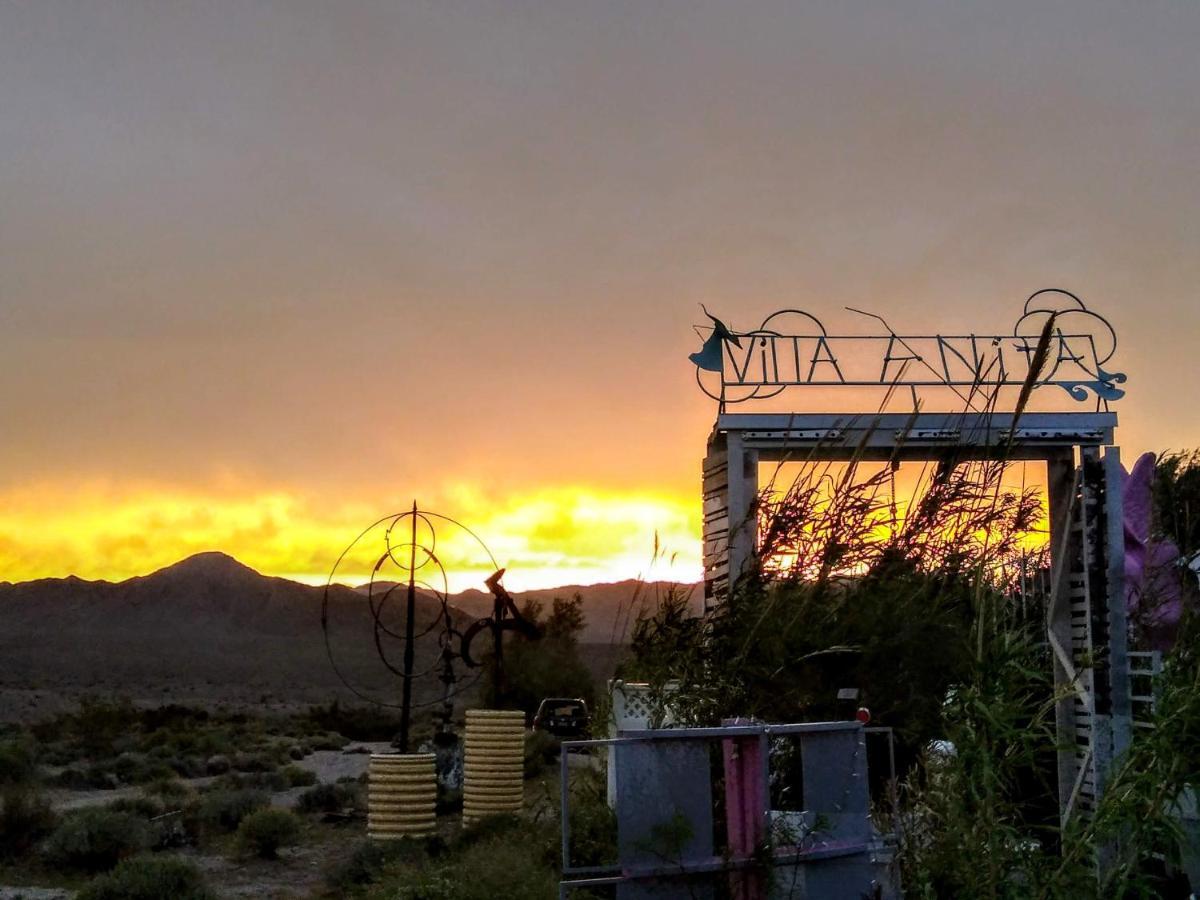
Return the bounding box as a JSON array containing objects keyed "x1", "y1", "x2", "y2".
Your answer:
[{"x1": 689, "y1": 289, "x2": 1127, "y2": 409}]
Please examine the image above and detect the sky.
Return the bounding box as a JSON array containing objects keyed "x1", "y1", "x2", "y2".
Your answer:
[{"x1": 2, "y1": 1, "x2": 1197, "y2": 590}]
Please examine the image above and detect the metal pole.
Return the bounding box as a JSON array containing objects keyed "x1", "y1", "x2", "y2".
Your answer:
[
  {"x1": 492, "y1": 587, "x2": 504, "y2": 707},
  {"x1": 399, "y1": 500, "x2": 417, "y2": 752}
]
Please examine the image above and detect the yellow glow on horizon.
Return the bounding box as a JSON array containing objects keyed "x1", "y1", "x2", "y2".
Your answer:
[
  {"x1": 0, "y1": 480, "x2": 702, "y2": 593},
  {"x1": 2, "y1": 461, "x2": 1050, "y2": 595}
]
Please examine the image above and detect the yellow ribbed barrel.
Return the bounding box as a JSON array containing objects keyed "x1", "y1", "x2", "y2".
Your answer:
[
  {"x1": 462, "y1": 709, "x2": 525, "y2": 825},
  {"x1": 367, "y1": 753, "x2": 437, "y2": 839}
]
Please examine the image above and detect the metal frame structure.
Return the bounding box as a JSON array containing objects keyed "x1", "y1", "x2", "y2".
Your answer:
[
  {"x1": 701, "y1": 409, "x2": 1131, "y2": 832},
  {"x1": 692, "y1": 291, "x2": 1135, "y2": 841}
]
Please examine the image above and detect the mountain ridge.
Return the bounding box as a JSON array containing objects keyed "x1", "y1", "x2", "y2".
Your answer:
[{"x1": 0, "y1": 553, "x2": 698, "y2": 712}]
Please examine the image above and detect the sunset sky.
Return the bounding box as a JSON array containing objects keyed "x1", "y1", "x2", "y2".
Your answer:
[{"x1": 3, "y1": 2, "x2": 1198, "y2": 591}]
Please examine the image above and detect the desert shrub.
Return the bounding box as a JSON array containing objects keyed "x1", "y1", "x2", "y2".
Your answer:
[
  {"x1": 43, "y1": 807, "x2": 152, "y2": 872},
  {"x1": 72, "y1": 697, "x2": 141, "y2": 758},
  {"x1": 234, "y1": 807, "x2": 301, "y2": 859},
  {"x1": 325, "y1": 838, "x2": 425, "y2": 891},
  {"x1": 112, "y1": 752, "x2": 145, "y2": 783},
  {"x1": 143, "y1": 777, "x2": 191, "y2": 803},
  {"x1": 51, "y1": 765, "x2": 116, "y2": 791},
  {"x1": 76, "y1": 854, "x2": 214, "y2": 900},
  {"x1": 307, "y1": 730, "x2": 350, "y2": 751},
  {"x1": 524, "y1": 729, "x2": 559, "y2": 778},
  {"x1": 304, "y1": 701, "x2": 403, "y2": 742},
  {"x1": 204, "y1": 754, "x2": 231, "y2": 775},
  {"x1": 207, "y1": 767, "x2": 294, "y2": 791},
  {"x1": 566, "y1": 769, "x2": 617, "y2": 869},
  {"x1": 0, "y1": 786, "x2": 58, "y2": 860},
  {"x1": 191, "y1": 788, "x2": 268, "y2": 833},
  {"x1": 296, "y1": 781, "x2": 359, "y2": 814},
  {"x1": 383, "y1": 816, "x2": 558, "y2": 900},
  {"x1": 39, "y1": 742, "x2": 77, "y2": 767},
  {"x1": 232, "y1": 751, "x2": 277, "y2": 773},
  {"x1": 140, "y1": 704, "x2": 209, "y2": 732},
  {"x1": 0, "y1": 736, "x2": 38, "y2": 785},
  {"x1": 281, "y1": 764, "x2": 318, "y2": 787},
  {"x1": 166, "y1": 756, "x2": 206, "y2": 778},
  {"x1": 107, "y1": 796, "x2": 164, "y2": 819}
]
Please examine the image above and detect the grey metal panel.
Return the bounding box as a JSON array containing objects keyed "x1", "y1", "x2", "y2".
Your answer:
[
  {"x1": 799, "y1": 727, "x2": 871, "y2": 843},
  {"x1": 614, "y1": 739, "x2": 714, "y2": 899}
]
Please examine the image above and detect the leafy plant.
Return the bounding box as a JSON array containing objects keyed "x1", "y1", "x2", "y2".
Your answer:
[
  {"x1": 189, "y1": 788, "x2": 268, "y2": 835},
  {"x1": 43, "y1": 807, "x2": 152, "y2": 872},
  {"x1": 0, "y1": 736, "x2": 38, "y2": 786},
  {"x1": 234, "y1": 807, "x2": 301, "y2": 859},
  {"x1": 297, "y1": 781, "x2": 360, "y2": 814},
  {"x1": 375, "y1": 814, "x2": 559, "y2": 900},
  {"x1": 76, "y1": 855, "x2": 215, "y2": 900},
  {"x1": 0, "y1": 785, "x2": 57, "y2": 860}
]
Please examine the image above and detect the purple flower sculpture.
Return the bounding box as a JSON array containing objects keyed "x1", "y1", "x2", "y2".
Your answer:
[{"x1": 1122, "y1": 452, "x2": 1188, "y2": 650}]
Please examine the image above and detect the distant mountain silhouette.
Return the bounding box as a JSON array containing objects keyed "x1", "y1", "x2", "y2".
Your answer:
[
  {"x1": 0, "y1": 553, "x2": 462, "y2": 711},
  {"x1": 0, "y1": 554, "x2": 698, "y2": 712}
]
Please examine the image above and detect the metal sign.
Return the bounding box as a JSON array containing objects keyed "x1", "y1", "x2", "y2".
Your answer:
[{"x1": 690, "y1": 289, "x2": 1125, "y2": 406}]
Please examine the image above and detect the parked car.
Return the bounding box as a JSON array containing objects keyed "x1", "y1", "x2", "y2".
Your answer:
[{"x1": 532, "y1": 698, "x2": 591, "y2": 739}]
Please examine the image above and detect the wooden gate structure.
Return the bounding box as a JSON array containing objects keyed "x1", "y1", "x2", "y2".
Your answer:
[{"x1": 691, "y1": 292, "x2": 1131, "y2": 829}]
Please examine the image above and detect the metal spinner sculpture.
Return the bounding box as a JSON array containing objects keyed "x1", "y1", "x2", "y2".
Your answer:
[{"x1": 320, "y1": 503, "x2": 539, "y2": 752}]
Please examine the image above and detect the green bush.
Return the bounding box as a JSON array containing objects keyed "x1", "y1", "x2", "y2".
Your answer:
[
  {"x1": 191, "y1": 788, "x2": 268, "y2": 834},
  {"x1": 304, "y1": 701, "x2": 404, "y2": 742},
  {"x1": 296, "y1": 782, "x2": 359, "y2": 814},
  {"x1": 106, "y1": 796, "x2": 164, "y2": 819},
  {"x1": 112, "y1": 752, "x2": 146, "y2": 783},
  {"x1": 76, "y1": 855, "x2": 215, "y2": 900},
  {"x1": 209, "y1": 769, "x2": 291, "y2": 792},
  {"x1": 0, "y1": 786, "x2": 58, "y2": 860},
  {"x1": 307, "y1": 731, "x2": 350, "y2": 751},
  {"x1": 43, "y1": 807, "x2": 151, "y2": 872},
  {"x1": 234, "y1": 807, "x2": 301, "y2": 859},
  {"x1": 0, "y1": 737, "x2": 38, "y2": 785},
  {"x1": 325, "y1": 838, "x2": 425, "y2": 891},
  {"x1": 143, "y1": 777, "x2": 191, "y2": 803},
  {"x1": 233, "y1": 751, "x2": 277, "y2": 773},
  {"x1": 281, "y1": 764, "x2": 318, "y2": 787},
  {"x1": 524, "y1": 729, "x2": 559, "y2": 778},
  {"x1": 384, "y1": 816, "x2": 558, "y2": 900},
  {"x1": 566, "y1": 772, "x2": 617, "y2": 869},
  {"x1": 52, "y1": 765, "x2": 116, "y2": 791}
]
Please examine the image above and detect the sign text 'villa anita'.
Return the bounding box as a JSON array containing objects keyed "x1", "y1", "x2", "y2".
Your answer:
[{"x1": 690, "y1": 290, "x2": 1126, "y2": 404}]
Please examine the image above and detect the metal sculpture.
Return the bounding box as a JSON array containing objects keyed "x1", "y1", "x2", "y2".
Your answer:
[{"x1": 321, "y1": 503, "x2": 540, "y2": 752}]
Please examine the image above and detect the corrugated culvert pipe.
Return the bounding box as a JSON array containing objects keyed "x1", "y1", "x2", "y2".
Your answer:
[
  {"x1": 367, "y1": 752, "x2": 437, "y2": 839},
  {"x1": 463, "y1": 709, "x2": 525, "y2": 825}
]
